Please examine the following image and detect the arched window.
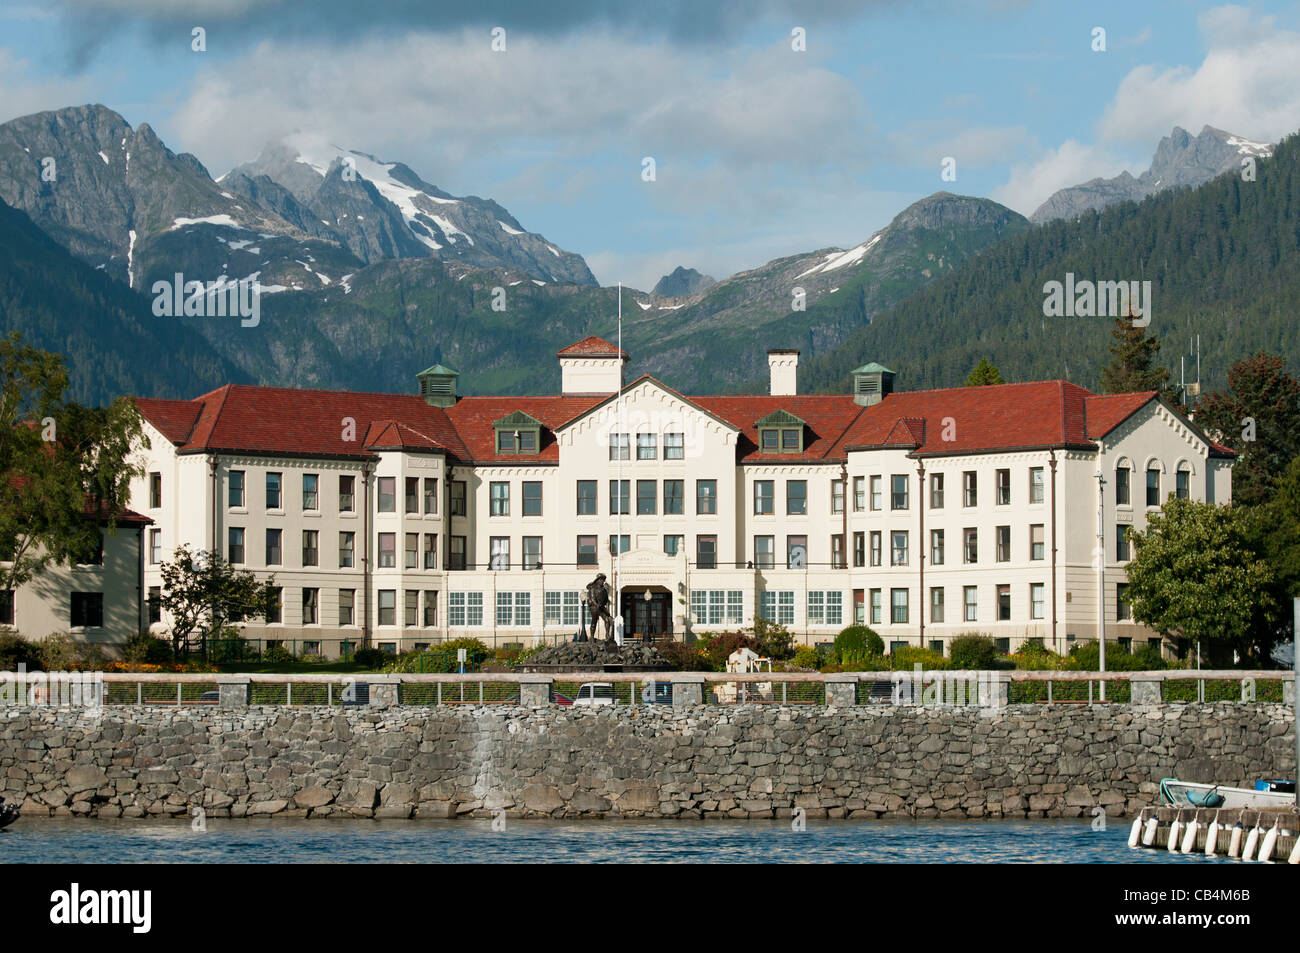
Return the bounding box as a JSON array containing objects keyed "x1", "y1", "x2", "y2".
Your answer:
[{"x1": 1114, "y1": 457, "x2": 1133, "y2": 506}]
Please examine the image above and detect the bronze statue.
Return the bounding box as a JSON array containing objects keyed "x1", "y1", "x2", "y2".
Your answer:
[{"x1": 586, "y1": 573, "x2": 616, "y2": 643}]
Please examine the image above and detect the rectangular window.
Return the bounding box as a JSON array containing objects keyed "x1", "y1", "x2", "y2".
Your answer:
[
  {"x1": 70, "y1": 592, "x2": 104, "y2": 628},
  {"x1": 609, "y1": 479, "x2": 630, "y2": 515},
  {"x1": 787, "y1": 481, "x2": 807, "y2": 516},
  {"x1": 963, "y1": 471, "x2": 977, "y2": 507},
  {"x1": 755, "y1": 535, "x2": 775, "y2": 569},
  {"x1": 1117, "y1": 583, "x2": 1131, "y2": 621},
  {"x1": 696, "y1": 535, "x2": 717, "y2": 569},
  {"x1": 782, "y1": 429, "x2": 800, "y2": 452},
  {"x1": 997, "y1": 584, "x2": 1011, "y2": 621},
  {"x1": 1031, "y1": 524, "x2": 1045, "y2": 561},
  {"x1": 577, "y1": 479, "x2": 598, "y2": 515},
  {"x1": 377, "y1": 476, "x2": 395, "y2": 513},
  {"x1": 146, "y1": 586, "x2": 161, "y2": 625},
  {"x1": 636, "y1": 479, "x2": 657, "y2": 515},
  {"x1": 377, "y1": 589, "x2": 395, "y2": 626},
  {"x1": 449, "y1": 536, "x2": 466, "y2": 571},
  {"x1": 787, "y1": 535, "x2": 807, "y2": 569},
  {"x1": 930, "y1": 473, "x2": 944, "y2": 508},
  {"x1": 637, "y1": 433, "x2": 657, "y2": 460},
  {"x1": 870, "y1": 531, "x2": 882, "y2": 567},
  {"x1": 577, "y1": 535, "x2": 598, "y2": 566},
  {"x1": 1031, "y1": 583, "x2": 1045, "y2": 620},
  {"x1": 266, "y1": 472, "x2": 282, "y2": 509},
  {"x1": 405, "y1": 533, "x2": 418, "y2": 569},
  {"x1": 1116, "y1": 467, "x2": 1130, "y2": 506},
  {"x1": 696, "y1": 480, "x2": 717, "y2": 515},
  {"x1": 450, "y1": 480, "x2": 466, "y2": 517},
  {"x1": 854, "y1": 589, "x2": 865, "y2": 625},
  {"x1": 424, "y1": 533, "x2": 437, "y2": 570},
  {"x1": 870, "y1": 475, "x2": 882, "y2": 511},
  {"x1": 870, "y1": 589, "x2": 882, "y2": 625},
  {"x1": 754, "y1": 480, "x2": 774, "y2": 515},
  {"x1": 831, "y1": 534, "x2": 845, "y2": 570},
  {"x1": 930, "y1": 529, "x2": 944, "y2": 566},
  {"x1": 664, "y1": 535, "x2": 684, "y2": 557},
  {"x1": 891, "y1": 588, "x2": 909, "y2": 624},
  {"x1": 228, "y1": 471, "x2": 244, "y2": 508},
  {"x1": 891, "y1": 474, "x2": 909, "y2": 510},
  {"x1": 148, "y1": 528, "x2": 161, "y2": 565},
  {"x1": 423, "y1": 478, "x2": 438, "y2": 514},
  {"x1": 490, "y1": 481, "x2": 510, "y2": 516},
  {"x1": 424, "y1": 591, "x2": 438, "y2": 627},
  {"x1": 853, "y1": 531, "x2": 865, "y2": 567},
  {"x1": 302, "y1": 588, "x2": 319, "y2": 625},
  {"x1": 378, "y1": 533, "x2": 395, "y2": 568},
  {"x1": 609, "y1": 433, "x2": 630, "y2": 461},
  {"x1": 996, "y1": 468, "x2": 1011, "y2": 506},
  {"x1": 930, "y1": 587, "x2": 944, "y2": 623},
  {"x1": 228, "y1": 527, "x2": 245, "y2": 564},
  {"x1": 301, "y1": 530, "x2": 318, "y2": 567},
  {"x1": 339, "y1": 475, "x2": 355, "y2": 513},
  {"x1": 404, "y1": 477, "x2": 419, "y2": 514},
  {"x1": 303, "y1": 473, "x2": 319, "y2": 511},
  {"x1": 521, "y1": 481, "x2": 542, "y2": 517},
  {"x1": 664, "y1": 433, "x2": 684, "y2": 459},
  {"x1": 996, "y1": 525, "x2": 1011, "y2": 562},
  {"x1": 339, "y1": 531, "x2": 355, "y2": 568},
  {"x1": 853, "y1": 476, "x2": 865, "y2": 511},
  {"x1": 490, "y1": 537, "x2": 510, "y2": 571},
  {"x1": 663, "y1": 479, "x2": 684, "y2": 515},
  {"x1": 1029, "y1": 467, "x2": 1045, "y2": 504},
  {"x1": 831, "y1": 479, "x2": 845, "y2": 515},
  {"x1": 759, "y1": 590, "x2": 796, "y2": 625},
  {"x1": 1116, "y1": 525, "x2": 1130, "y2": 561},
  {"x1": 693, "y1": 589, "x2": 745, "y2": 626},
  {"x1": 523, "y1": 536, "x2": 542, "y2": 570},
  {"x1": 149, "y1": 471, "x2": 162, "y2": 509},
  {"x1": 808, "y1": 591, "x2": 844, "y2": 626},
  {"x1": 338, "y1": 589, "x2": 354, "y2": 626},
  {"x1": 405, "y1": 590, "x2": 419, "y2": 627},
  {"x1": 1146, "y1": 468, "x2": 1160, "y2": 506},
  {"x1": 963, "y1": 586, "x2": 978, "y2": 622},
  {"x1": 963, "y1": 528, "x2": 978, "y2": 563},
  {"x1": 1176, "y1": 469, "x2": 1190, "y2": 500},
  {"x1": 265, "y1": 528, "x2": 282, "y2": 566},
  {"x1": 891, "y1": 531, "x2": 908, "y2": 566},
  {"x1": 266, "y1": 587, "x2": 282, "y2": 624},
  {"x1": 609, "y1": 534, "x2": 630, "y2": 555},
  {"x1": 544, "y1": 591, "x2": 581, "y2": 627}
]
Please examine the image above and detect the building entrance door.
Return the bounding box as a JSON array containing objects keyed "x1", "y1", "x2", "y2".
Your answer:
[{"x1": 620, "y1": 590, "x2": 672, "y2": 640}]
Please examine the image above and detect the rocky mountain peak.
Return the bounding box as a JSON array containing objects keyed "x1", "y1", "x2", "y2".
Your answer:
[{"x1": 652, "y1": 266, "x2": 715, "y2": 297}]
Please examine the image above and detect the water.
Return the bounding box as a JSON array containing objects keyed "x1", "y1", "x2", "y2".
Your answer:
[{"x1": 0, "y1": 817, "x2": 1232, "y2": 863}]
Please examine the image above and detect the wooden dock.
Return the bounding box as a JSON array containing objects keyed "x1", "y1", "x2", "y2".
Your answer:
[{"x1": 1131, "y1": 806, "x2": 1300, "y2": 861}]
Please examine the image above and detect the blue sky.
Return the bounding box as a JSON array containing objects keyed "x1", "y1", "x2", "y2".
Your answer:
[{"x1": 1, "y1": 1, "x2": 1297, "y2": 288}]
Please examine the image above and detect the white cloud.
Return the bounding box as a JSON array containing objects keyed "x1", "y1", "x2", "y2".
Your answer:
[
  {"x1": 991, "y1": 139, "x2": 1131, "y2": 216},
  {"x1": 0, "y1": 49, "x2": 100, "y2": 124}
]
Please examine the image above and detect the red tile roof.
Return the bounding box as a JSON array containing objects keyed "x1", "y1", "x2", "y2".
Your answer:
[
  {"x1": 556, "y1": 335, "x2": 627, "y2": 359},
  {"x1": 444, "y1": 395, "x2": 606, "y2": 461},
  {"x1": 690, "y1": 394, "x2": 866, "y2": 461},
  {"x1": 1084, "y1": 392, "x2": 1157, "y2": 438}
]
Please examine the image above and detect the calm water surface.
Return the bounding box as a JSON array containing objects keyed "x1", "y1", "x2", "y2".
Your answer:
[{"x1": 0, "y1": 817, "x2": 1232, "y2": 863}]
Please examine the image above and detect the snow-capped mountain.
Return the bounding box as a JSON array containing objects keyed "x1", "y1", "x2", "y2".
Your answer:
[{"x1": 1031, "y1": 125, "x2": 1273, "y2": 223}]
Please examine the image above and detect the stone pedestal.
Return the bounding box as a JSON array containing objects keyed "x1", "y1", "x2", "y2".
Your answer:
[
  {"x1": 217, "y1": 677, "x2": 250, "y2": 709},
  {"x1": 368, "y1": 677, "x2": 400, "y2": 709},
  {"x1": 671, "y1": 675, "x2": 705, "y2": 707},
  {"x1": 520, "y1": 678, "x2": 553, "y2": 707},
  {"x1": 826, "y1": 676, "x2": 857, "y2": 707},
  {"x1": 1285, "y1": 677, "x2": 1296, "y2": 706},
  {"x1": 1131, "y1": 676, "x2": 1162, "y2": 706},
  {"x1": 982, "y1": 672, "x2": 1010, "y2": 708}
]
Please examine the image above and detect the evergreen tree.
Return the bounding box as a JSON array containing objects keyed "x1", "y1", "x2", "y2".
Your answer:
[
  {"x1": 964, "y1": 357, "x2": 1004, "y2": 386},
  {"x1": 1098, "y1": 311, "x2": 1176, "y2": 401},
  {"x1": 1195, "y1": 352, "x2": 1300, "y2": 508}
]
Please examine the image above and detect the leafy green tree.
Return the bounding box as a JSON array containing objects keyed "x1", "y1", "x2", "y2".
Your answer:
[
  {"x1": 1098, "y1": 311, "x2": 1176, "y2": 402},
  {"x1": 964, "y1": 357, "x2": 1004, "y2": 386},
  {"x1": 1196, "y1": 352, "x2": 1300, "y2": 507},
  {"x1": 0, "y1": 333, "x2": 146, "y2": 592},
  {"x1": 1124, "y1": 498, "x2": 1277, "y2": 662},
  {"x1": 159, "y1": 545, "x2": 278, "y2": 659}
]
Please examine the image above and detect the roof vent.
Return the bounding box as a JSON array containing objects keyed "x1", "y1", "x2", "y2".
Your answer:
[
  {"x1": 852, "y1": 362, "x2": 895, "y2": 406},
  {"x1": 417, "y1": 363, "x2": 459, "y2": 407}
]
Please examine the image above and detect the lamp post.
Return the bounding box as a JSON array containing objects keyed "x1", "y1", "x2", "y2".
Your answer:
[
  {"x1": 1095, "y1": 468, "x2": 1107, "y2": 701},
  {"x1": 643, "y1": 588, "x2": 653, "y2": 641}
]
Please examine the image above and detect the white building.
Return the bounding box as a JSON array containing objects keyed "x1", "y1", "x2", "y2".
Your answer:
[{"x1": 128, "y1": 336, "x2": 1233, "y2": 656}]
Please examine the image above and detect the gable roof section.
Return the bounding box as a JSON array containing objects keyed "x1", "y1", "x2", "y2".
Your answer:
[
  {"x1": 1083, "y1": 392, "x2": 1156, "y2": 439},
  {"x1": 132, "y1": 397, "x2": 202, "y2": 445},
  {"x1": 693, "y1": 393, "x2": 863, "y2": 461},
  {"x1": 444, "y1": 395, "x2": 606, "y2": 461},
  {"x1": 556, "y1": 335, "x2": 627, "y2": 359},
  {"x1": 755, "y1": 408, "x2": 807, "y2": 429}
]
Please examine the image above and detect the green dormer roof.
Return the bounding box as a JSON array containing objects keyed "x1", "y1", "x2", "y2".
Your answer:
[
  {"x1": 418, "y1": 363, "x2": 459, "y2": 377},
  {"x1": 493, "y1": 410, "x2": 543, "y2": 430},
  {"x1": 755, "y1": 409, "x2": 806, "y2": 428},
  {"x1": 852, "y1": 362, "x2": 894, "y2": 375}
]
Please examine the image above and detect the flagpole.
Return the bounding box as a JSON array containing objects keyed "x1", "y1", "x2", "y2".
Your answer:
[{"x1": 616, "y1": 281, "x2": 624, "y2": 645}]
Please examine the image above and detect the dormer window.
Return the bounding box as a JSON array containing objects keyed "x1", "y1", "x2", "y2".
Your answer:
[
  {"x1": 755, "y1": 410, "x2": 806, "y2": 454},
  {"x1": 493, "y1": 411, "x2": 543, "y2": 455}
]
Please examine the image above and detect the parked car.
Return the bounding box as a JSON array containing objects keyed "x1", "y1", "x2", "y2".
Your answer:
[
  {"x1": 198, "y1": 690, "x2": 219, "y2": 704},
  {"x1": 552, "y1": 692, "x2": 574, "y2": 706},
  {"x1": 572, "y1": 682, "x2": 616, "y2": 706}
]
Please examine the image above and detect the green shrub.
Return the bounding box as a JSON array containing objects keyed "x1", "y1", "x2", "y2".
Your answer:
[
  {"x1": 792, "y1": 646, "x2": 821, "y2": 670},
  {"x1": 0, "y1": 630, "x2": 41, "y2": 670},
  {"x1": 838, "y1": 651, "x2": 887, "y2": 672},
  {"x1": 352, "y1": 647, "x2": 387, "y2": 669},
  {"x1": 123, "y1": 630, "x2": 174, "y2": 665},
  {"x1": 262, "y1": 644, "x2": 296, "y2": 664},
  {"x1": 1065, "y1": 641, "x2": 1167, "y2": 671},
  {"x1": 1011, "y1": 638, "x2": 1062, "y2": 670},
  {"x1": 890, "y1": 646, "x2": 950, "y2": 670},
  {"x1": 949, "y1": 634, "x2": 1001, "y2": 669},
  {"x1": 656, "y1": 639, "x2": 711, "y2": 671},
  {"x1": 835, "y1": 625, "x2": 883, "y2": 658},
  {"x1": 699, "y1": 631, "x2": 760, "y2": 671},
  {"x1": 753, "y1": 618, "x2": 796, "y2": 660}
]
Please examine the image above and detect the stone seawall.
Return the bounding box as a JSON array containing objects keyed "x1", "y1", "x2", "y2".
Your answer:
[{"x1": 2, "y1": 704, "x2": 1294, "y2": 820}]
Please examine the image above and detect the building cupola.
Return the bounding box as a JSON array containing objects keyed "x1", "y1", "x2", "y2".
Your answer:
[
  {"x1": 557, "y1": 335, "x2": 628, "y2": 395},
  {"x1": 417, "y1": 363, "x2": 459, "y2": 407},
  {"x1": 852, "y1": 362, "x2": 895, "y2": 406}
]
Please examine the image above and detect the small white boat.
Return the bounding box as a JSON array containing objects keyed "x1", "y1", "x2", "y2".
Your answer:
[{"x1": 1160, "y1": 778, "x2": 1295, "y2": 810}]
